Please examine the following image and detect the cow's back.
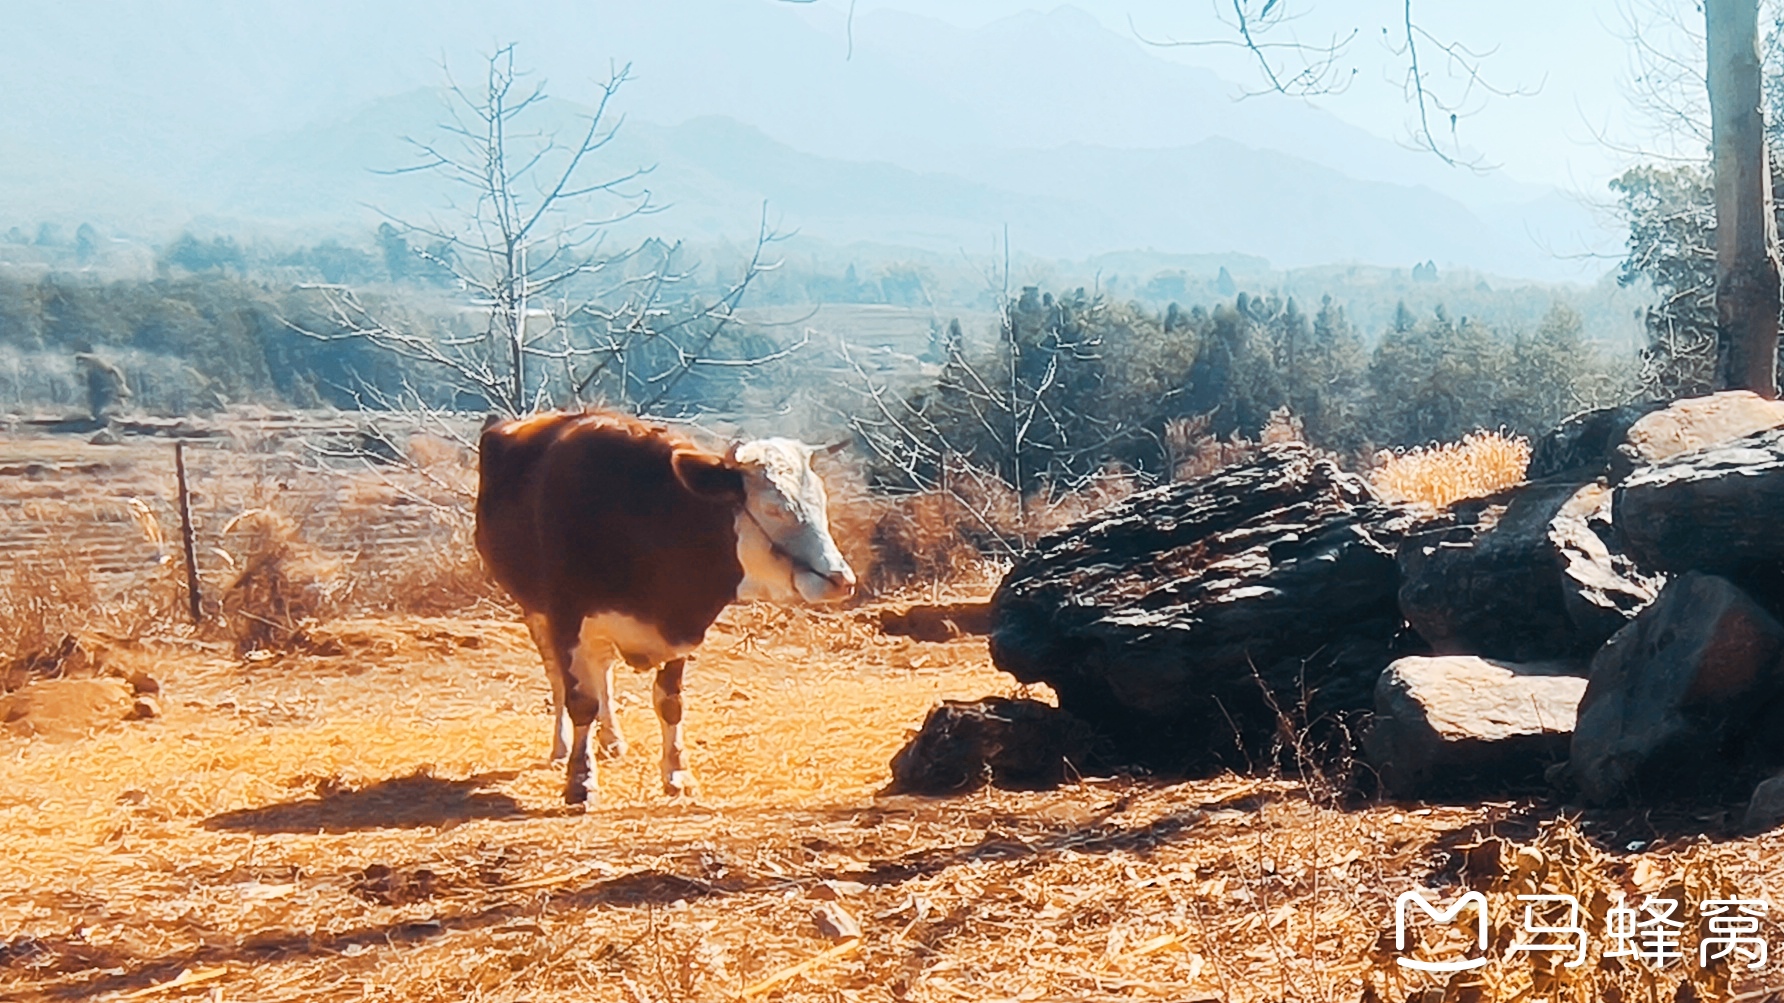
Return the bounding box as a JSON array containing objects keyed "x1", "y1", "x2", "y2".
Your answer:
[{"x1": 475, "y1": 412, "x2": 745, "y2": 650}]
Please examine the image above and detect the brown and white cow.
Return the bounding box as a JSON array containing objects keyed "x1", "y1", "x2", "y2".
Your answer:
[{"x1": 474, "y1": 411, "x2": 856, "y2": 804}]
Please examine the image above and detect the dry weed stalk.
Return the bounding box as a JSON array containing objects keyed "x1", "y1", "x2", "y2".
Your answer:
[
  {"x1": 1166, "y1": 407, "x2": 1305, "y2": 482},
  {"x1": 1370, "y1": 429, "x2": 1531, "y2": 510}
]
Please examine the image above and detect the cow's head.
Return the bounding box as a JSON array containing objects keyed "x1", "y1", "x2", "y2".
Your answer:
[{"x1": 673, "y1": 437, "x2": 857, "y2": 603}]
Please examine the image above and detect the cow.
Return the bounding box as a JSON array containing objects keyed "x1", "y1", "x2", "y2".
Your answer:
[{"x1": 474, "y1": 410, "x2": 856, "y2": 804}]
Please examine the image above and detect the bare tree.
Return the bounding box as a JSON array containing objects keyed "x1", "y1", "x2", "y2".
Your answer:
[
  {"x1": 842, "y1": 277, "x2": 1147, "y2": 552},
  {"x1": 1181, "y1": 1, "x2": 1781, "y2": 396},
  {"x1": 292, "y1": 45, "x2": 798, "y2": 418},
  {"x1": 1136, "y1": 2, "x2": 1532, "y2": 169},
  {"x1": 1708, "y1": 0, "x2": 1783, "y2": 395}
]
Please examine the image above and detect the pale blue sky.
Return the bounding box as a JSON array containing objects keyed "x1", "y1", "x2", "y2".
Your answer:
[
  {"x1": 810, "y1": 0, "x2": 1686, "y2": 193},
  {"x1": 0, "y1": 0, "x2": 1709, "y2": 276}
]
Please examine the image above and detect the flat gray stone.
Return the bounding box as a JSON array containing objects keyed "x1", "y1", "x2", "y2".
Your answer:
[{"x1": 1366, "y1": 655, "x2": 1587, "y2": 797}]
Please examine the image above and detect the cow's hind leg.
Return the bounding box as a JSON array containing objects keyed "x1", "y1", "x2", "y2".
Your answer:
[
  {"x1": 655, "y1": 658, "x2": 695, "y2": 796},
  {"x1": 523, "y1": 613, "x2": 571, "y2": 764},
  {"x1": 592, "y1": 658, "x2": 628, "y2": 760}
]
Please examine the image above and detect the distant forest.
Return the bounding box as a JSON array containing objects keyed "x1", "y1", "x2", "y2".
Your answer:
[{"x1": 0, "y1": 218, "x2": 1638, "y2": 482}]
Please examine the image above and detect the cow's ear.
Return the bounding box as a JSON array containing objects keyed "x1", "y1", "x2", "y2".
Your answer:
[{"x1": 671, "y1": 449, "x2": 745, "y2": 502}]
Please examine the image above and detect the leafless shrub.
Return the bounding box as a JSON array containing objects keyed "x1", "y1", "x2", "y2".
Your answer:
[{"x1": 1165, "y1": 406, "x2": 1304, "y2": 481}]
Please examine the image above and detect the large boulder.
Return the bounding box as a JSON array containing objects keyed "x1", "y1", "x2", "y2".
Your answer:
[
  {"x1": 1610, "y1": 391, "x2": 1784, "y2": 481},
  {"x1": 1365, "y1": 656, "x2": 1588, "y2": 798},
  {"x1": 1397, "y1": 481, "x2": 1660, "y2": 661},
  {"x1": 989, "y1": 443, "x2": 1423, "y2": 770},
  {"x1": 1615, "y1": 427, "x2": 1784, "y2": 599},
  {"x1": 1570, "y1": 573, "x2": 1784, "y2": 805}
]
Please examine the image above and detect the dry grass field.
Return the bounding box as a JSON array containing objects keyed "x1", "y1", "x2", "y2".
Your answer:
[{"x1": 3, "y1": 419, "x2": 1784, "y2": 1003}]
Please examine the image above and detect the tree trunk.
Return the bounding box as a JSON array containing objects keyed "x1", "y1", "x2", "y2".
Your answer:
[{"x1": 1707, "y1": 0, "x2": 1782, "y2": 397}]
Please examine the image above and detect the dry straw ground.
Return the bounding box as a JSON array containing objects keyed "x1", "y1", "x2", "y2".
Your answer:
[{"x1": 2, "y1": 420, "x2": 1782, "y2": 1003}]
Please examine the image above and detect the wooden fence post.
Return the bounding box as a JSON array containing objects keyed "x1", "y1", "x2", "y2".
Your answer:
[{"x1": 175, "y1": 440, "x2": 203, "y2": 625}]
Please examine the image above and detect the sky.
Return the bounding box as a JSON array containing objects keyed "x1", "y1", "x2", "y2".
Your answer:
[
  {"x1": 0, "y1": 0, "x2": 1709, "y2": 278},
  {"x1": 822, "y1": 0, "x2": 1683, "y2": 195}
]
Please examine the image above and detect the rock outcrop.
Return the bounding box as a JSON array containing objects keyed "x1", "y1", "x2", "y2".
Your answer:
[
  {"x1": 1570, "y1": 573, "x2": 1784, "y2": 805},
  {"x1": 1364, "y1": 655, "x2": 1587, "y2": 798},
  {"x1": 1615, "y1": 427, "x2": 1784, "y2": 599},
  {"x1": 988, "y1": 443, "x2": 1422, "y2": 769},
  {"x1": 1397, "y1": 481, "x2": 1660, "y2": 661},
  {"x1": 1526, "y1": 392, "x2": 1784, "y2": 483},
  {"x1": 887, "y1": 698, "x2": 1098, "y2": 794},
  {"x1": 1610, "y1": 391, "x2": 1784, "y2": 481}
]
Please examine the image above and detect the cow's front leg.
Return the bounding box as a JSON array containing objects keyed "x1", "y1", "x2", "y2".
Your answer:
[
  {"x1": 655, "y1": 658, "x2": 695, "y2": 796},
  {"x1": 592, "y1": 657, "x2": 628, "y2": 759}
]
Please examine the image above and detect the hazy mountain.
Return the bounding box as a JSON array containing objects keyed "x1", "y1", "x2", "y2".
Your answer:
[
  {"x1": 0, "y1": 0, "x2": 1617, "y2": 278},
  {"x1": 133, "y1": 85, "x2": 1556, "y2": 272}
]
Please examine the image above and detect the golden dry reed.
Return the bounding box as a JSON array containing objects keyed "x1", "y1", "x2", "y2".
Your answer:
[{"x1": 1370, "y1": 429, "x2": 1531, "y2": 510}]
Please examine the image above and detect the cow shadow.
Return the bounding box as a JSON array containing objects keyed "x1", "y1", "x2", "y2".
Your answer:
[{"x1": 204, "y1": 771, "x2": 534, "y2": 834}]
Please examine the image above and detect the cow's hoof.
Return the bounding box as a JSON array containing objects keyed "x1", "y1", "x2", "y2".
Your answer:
[
  {"x1": 663, "y1": 771, "x2": 696, "y2": 797},
  {"x1": 564, "y1": 780, "x2": 590, "y2": 805}
]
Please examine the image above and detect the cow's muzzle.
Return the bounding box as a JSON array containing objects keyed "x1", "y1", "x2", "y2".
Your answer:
[{"x1": 795, "y1": 566, "x2": 857, "y2": 604}]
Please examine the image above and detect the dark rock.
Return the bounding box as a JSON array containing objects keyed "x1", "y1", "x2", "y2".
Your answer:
[
  {"x1": 887, "y1": 698, "x2": 1098, "y2": 794},
  {"x1": 1398, "y1": 481, "x2": 1660, "y2": 661},
  {"x1": 989, "y1": 443, "x2": 1423, "y2": 770},
  {"x1": 1570, "y1": 573, "x2": 1784, "y2": 805},
  {"x1": 1364, "y1": 655, "x2": 1587, "y2": 798},
  {"x1": 1527, "y1": 401, "x2": 1664, "y2": 480},
  {"x1": 1615, "y1": 428, "x2": 1784, "y2": 600}
]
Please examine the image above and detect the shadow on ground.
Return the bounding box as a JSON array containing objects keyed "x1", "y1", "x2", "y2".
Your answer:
[{"x1": 204, "y1": 771, "x2": 532, "y2": 834}]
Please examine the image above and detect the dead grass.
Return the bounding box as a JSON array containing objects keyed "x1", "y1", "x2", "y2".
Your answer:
[
  {"x1": 3, "y1": 419, "x2": 1783, "y2": 1003},
  {"x1": 1370, "y1": 430, "x2": 1532, "y2": 511},
  {"x1": 1, "y1": 609, "x2": 1778, "y2": 1003}
]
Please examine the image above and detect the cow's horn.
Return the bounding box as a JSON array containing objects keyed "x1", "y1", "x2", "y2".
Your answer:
[
  {"x1": 724, "y1": 441, "x2": 742, "y2": 464},
  {"x1": 819, "y1": 439, "x2": 851, "y2": 456}
]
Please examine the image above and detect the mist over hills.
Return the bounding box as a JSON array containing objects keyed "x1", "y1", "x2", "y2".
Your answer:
[{"x1": 0, "y1": 0, "x2": 1617, "y2": 281}]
